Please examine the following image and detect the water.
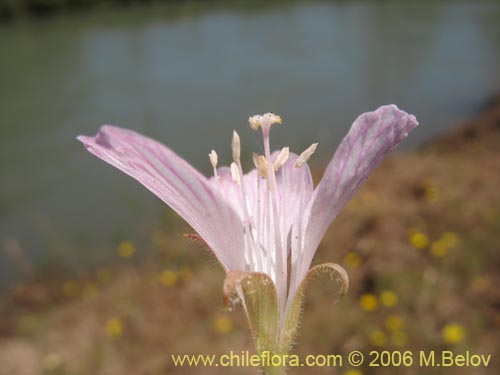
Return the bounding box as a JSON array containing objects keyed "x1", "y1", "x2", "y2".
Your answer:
[{"x1": 1, "y1": 0, "x2": 499, "y2": 286}]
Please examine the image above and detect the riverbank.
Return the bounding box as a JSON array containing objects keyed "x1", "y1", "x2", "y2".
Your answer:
[
  {"x1": 0, "y1": 0, "x2": 287, "y2": 21},
  {"x1": 0, "y1": 0, "x2": 179, "y2": 21},
  {"x1": 0, "y1": 97, "x2": 499, "y2": 374}
]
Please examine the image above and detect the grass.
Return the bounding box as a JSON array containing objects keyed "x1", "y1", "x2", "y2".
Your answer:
[{"x1": 1, "y1": 98, "x2": 499, "y2": 374}]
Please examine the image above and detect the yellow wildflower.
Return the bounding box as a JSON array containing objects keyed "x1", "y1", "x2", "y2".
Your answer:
[
  {"x1": 161, "y1": 270, "x2": 178, "y2": 287},
  {"x1": 441, "y1": 232, "x2": 458, "y2": 248},
  {"x1": 214, "y1": 315, "x2": 233, "y2": 334},
  {"x1": 409, "y1": 231, "x2": 429, "y2": 250},
  {"x1": 117, "y1": 241, "x2": 135, "y2": 258},
  {"x1": 344, "y1": 252, "x2": 361, "y2": 269},
  {"x1": 423, "y1": 179, "x2": 440, "y2": 203},
  {"x1": 42, "y1": 353, "x2": 62, "y2": 372},
  {"x1": 106, "y1": 318, "x2": 123, "y2": 338},
  {"x1": 380, "y1": 290, "x2": 398, "y2": 307},
  {"x1": 430, "y1": 240, "x2": 448, "y2": 257},
  {"x1": 359, "y1": 293, "x2": 378, "y2": 312},
  {"x1": 369, "y1": 330, "x2": 387, "y2": 347},
  {"x1": 384, "y1": 315, "x2": 403, "y2": 331},
  {"x1": 391, "y1": 331, "x2": 408, "y2": 347},
  {"x1": 442, "y1": 323, "x2": 466, "y2": 344},
  {"x1": 431, "y1": 232, "x2": 458, "y2": 257}
]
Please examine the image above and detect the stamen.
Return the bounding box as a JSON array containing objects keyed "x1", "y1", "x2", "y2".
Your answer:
[
  {"x1": 273, "y1": 147, "x2": 289, "y2": 171},
  {"x1": 295, "y1": 171, "x2": 305, "y2": 295},
  {"x1": 230, "y1": 162, "x2": 240, "y2": 184},
  {"x1": 235, "y1": 159, "x2": 256, "y2": 272},
  {"x1": 209, "y1": 150, "x2": 218, "y2": 168},
  {"x1": 209, "y1": 150, "x2": 218, "y2": 179},
  {"x1": 279, "y1": 158, "x2": 288, "y2": 256},
  {"x1": 232, "y1": 130, "x2": 241, "y2": 161},
  {"x1": 259, "y1": 117, "x2": 286, "y2": 313},
  {"x1": 255, "y1": 172, "x2": 263, "y2": 272},
  {"x1": 252, "y1": 153, "x2": 268, "y2": 178},
  {"x1": 295, "y1": 143, "x2": 318, "y2": 168}
]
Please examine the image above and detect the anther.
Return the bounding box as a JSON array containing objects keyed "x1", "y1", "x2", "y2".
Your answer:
[
  {"x1": 232, "y1": 130, "x2": 241, "y2": 161},
  {"x1": 295, "y1": 143, "x2": 318, "y2": 168},
  {"x1": 230, "y1": 162, "x2": 240, "y2": 184},
  {"x1": 273, "y1": 147, "x2": 289, "y2": 170},
  {"x1": 252, "y1": 153, "x2": 268, "y2": 177},
  {"x1": 209, "y1": 150, "x2": 218, "y2": 168}
]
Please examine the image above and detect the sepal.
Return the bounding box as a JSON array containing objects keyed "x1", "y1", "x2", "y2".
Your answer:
[
  {"x1": 223, "y1": 271, "x2": 280, "y2": 355},
  {"x1": 280, "y1": 263, "x2": 349, "y2": 352}
]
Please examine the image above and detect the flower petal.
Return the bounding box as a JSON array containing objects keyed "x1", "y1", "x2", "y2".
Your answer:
[
  {"x1": 275, "y1": 152, "x2": 314, "y2": 234},
  {"x1": 209, "y1": 166, "x2": 244, "y2": 219},
  {"x1": 78, "y1": 126, "x2": 244, "y2": 269},
  {"x1": 302, "y1": 105, "x2": 418, "y2": 274}
]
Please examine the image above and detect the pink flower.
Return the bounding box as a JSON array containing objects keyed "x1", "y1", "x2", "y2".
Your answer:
[{"x1": 78, "y1": 105, "x2": 417, "y2": 361}]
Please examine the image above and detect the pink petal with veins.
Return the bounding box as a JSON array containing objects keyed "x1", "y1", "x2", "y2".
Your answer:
[
  {"x1": 300, "y1": 105, "x2": 418, "y2": 276},
  {"x1": 78, "y1": 125, "x2": 244, "y2": 270}
]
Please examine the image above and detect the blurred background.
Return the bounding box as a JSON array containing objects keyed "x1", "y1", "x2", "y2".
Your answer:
[{"x1": 0, "y1": 1, "x2": 499, "y2": 374}]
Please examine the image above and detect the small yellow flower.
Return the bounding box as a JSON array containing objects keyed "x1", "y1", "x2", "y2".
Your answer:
[
  {"x1": 391, "y1": 331, "x2": 408, "y2": 347},
  {"x1": 344, "y1": 370, "x2": 363, "y2": 375},
  {"x1": 106, "y1": 318, "x2": 123, "y2": 338},
  {"x1": 430, "y1": 240, "x2": 448, "y2": 257},
  {"x1": 344, "y1": 252, "x2": 361, "y2": 269},
  {"x1": 42, "y1": 353, "x2": 63, "y2": 372},
  {"x1": 214, "y1": 315, "x2": 233, "y2": 334},
  {"x1": 431, "y1": 232, "x2": 459, "y2": 257},
  {"x1": 423, "y1": 179, "x2": 440, "y2": 203},
  {"x1": 117, "y1": 241, "x2": 135, "y2": 258},
  {"x1": 409, "y1": 231, "x2": 429, "y2": 250},
  {"x1": 384, "y1": 315, "x2": 403, "y2": 331},
  {"x1": 369, "y1": 330, "x2": 387, "y2": 347},
  {"x1": 359, "y1": 293, "x2": 378, "y2": 312},
  {"x1": 380, "y1": 290, "x2": 398, "y2": 307},
  {"x1": 161, "y1": 270, "x2": 178, "y2": 287},
  {"x1": 442, "y1": 323, "x2": 466, "y2": 344},
  {"x1": 62, "y1": 281, "x2": 79, "y2": 297}
]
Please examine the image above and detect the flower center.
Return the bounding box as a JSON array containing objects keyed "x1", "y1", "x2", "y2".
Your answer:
[{"x1": 209, "y1": 114, "x2": 317, "y2": 309}]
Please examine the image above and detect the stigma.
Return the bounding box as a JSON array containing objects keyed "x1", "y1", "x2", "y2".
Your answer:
[{"x1": 248, "y1": 113, "x2": 283, "y2": 131}]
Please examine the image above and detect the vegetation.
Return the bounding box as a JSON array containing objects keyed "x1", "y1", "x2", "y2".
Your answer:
[
  {"x1": 0, "y1": 0, "x2": 290, "y2": 21},
  {"x1": 0, "y1": 0, "x2": 190, "y2": 20}
]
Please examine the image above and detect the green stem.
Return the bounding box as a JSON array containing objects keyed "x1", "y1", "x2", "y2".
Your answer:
[{"x1": 259, "y1": 349, "x2": 288, "y2": 375}]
